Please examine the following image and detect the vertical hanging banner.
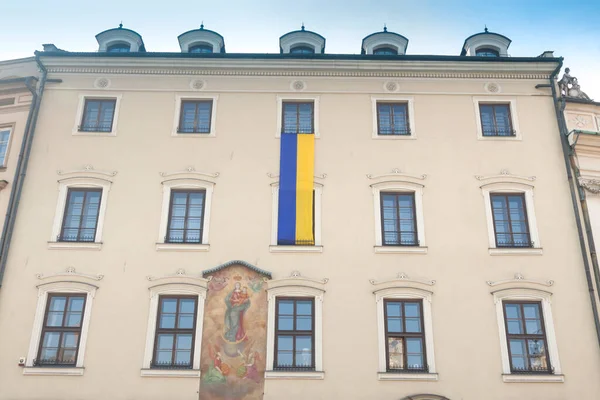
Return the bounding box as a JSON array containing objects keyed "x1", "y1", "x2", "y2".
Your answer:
[{"x1": 277, "y1": 132, "x2": 315, "y2": 245}]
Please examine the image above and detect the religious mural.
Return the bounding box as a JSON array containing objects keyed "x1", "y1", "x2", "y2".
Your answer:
[{"x1": 199, "y1": 264, "x2": 269, "y2": 400}]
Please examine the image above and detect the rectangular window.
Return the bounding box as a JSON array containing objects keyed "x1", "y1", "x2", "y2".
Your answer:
[
  {"x1": 59, "y1": 188, "x2": 102, "y2": 242},
  {"x1": 36, "y1": 294, "x2": 86, "y2": 366},
  {"x1": 166, "y1": 190, "x2": 206, "y2": 244},
  {"x1": 282, "y1": 102, "x2": 314, "y2": 134},
  {"x1": 153, "y1": 296, "x2": 197, "y2": 369},
  {"x1": 377, "y1": 102, "x2": 410, "y2": 135},
  {"x1": 380, "y1": 192, "x2": 418, "y2": 246},
  {"x1": 503, "y1": 301, "x2": 551, "y2": 373},
  {"x1": 384, "y1": 300, "x2": 427, "y2": 372},
  {"x1": 479, "y1": 104, "x2": 514, "y2": 137},
  {"x1": 178, "y1": 100, "x2": 213, "y2": 134},
  {"x1": 0, "y1": 128, "x2": 11, "y2": 166},
  {"x1": 79, "y1": 99, "x2": 116, "y2": 132},
  {"x1": 490, "y1": 193, "x2": 531, "y2": 248},
  {"x1": 274, "y1": 298, "x2": 315, "y2": 370}
]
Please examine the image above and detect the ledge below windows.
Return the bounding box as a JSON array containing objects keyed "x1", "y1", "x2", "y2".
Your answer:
[
  {"x1": 489, "y1": 248, "x2": 543, "y2": 256},
  {"x1": 140, "y1": 369, "x2": 201, "y2": 378},
  {"x1": 72, "y1": 130, "x2": 117, "y2": 137},
  {"x1": 23, "y1": 367, "x2": 84, "y2": 376},
  {"x1": 269, "y1": 245, "x2": 323, "y2": 254},
  {"x1": 374, "y1": 246, "x2": 428, "y2": 254},
  {"x1": 377, "y1": 372, "x2": 438, "y2": 381},
  {"x1": 502, "y1": 374, "x2": 564, "y2": 383},
  {"x1": 265, "y1": 370, "x2": 324, "y2": 380},
  {"x1": 155, "y1": 243, "x2": 210, "y2": 252},
  {"x1": 47, "y1": 242, "x2": 102, "y2": 250}
]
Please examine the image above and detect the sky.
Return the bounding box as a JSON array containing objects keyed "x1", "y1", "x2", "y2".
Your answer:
[{"x1": 1, "y1": 0, "x2": 599, "y2": 98}]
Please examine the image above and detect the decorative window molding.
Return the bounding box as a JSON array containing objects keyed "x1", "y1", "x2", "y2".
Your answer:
[
  {"x1": 473, "y1": 97, "x2": 521, "y2": 140},
  {"x1": 371, "y1": 273, "x2": 438, "y2": 381},
  {"x1": 269, "y1": 180, "x2": 323, "y2": 253},
  {"x1": 276, "y1": 95, "x2": 320, "y2": 138},
  {"x1": 141, "y1": 269, "x2": 209, "y2": 378},
  {"x1": 72, "y1": 94, "x2": 122, "y2": 137},
  {"x1": 475, "y1": 170, "x2": 541, "y2": 255},
  {"x1": 156, "y1": 167, "x2": 218, "y2": 251},
  {"x1": 23, "y1": 272, "x2": 100, "y2": 376},
  {"x1": 489, "y1": 277, "x2": 563, "y2": 383},
  {"x1": 371, "y1": 96, "x2": 416, "y2": 139},
  {"x1": 368, "y1": 171, "x2": 427, "y2": 253},
  {"x1": 48, "y1": 166, "x2": 117, "y2": 250},
  {"x1": 265, "y1": 271, "x2": 327, "y2": 380},
  {"x1": 171, "y1": 94, "x2": 218, "y2": 137}
]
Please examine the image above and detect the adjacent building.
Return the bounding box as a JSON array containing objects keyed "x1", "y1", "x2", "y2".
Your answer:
[{"x1": 0, "y1": 24, "x2": 599, "y2": 400}]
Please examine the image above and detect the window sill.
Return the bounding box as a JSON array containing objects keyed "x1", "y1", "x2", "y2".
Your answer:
[
  {"x1": 23, "y1": 367, "x2": 84, "y2": 376},
  {"x1": 378, "y1": 372, "x2": 438, "y2": 381},
  {"x1": 478, "y1": 135, "x2": 521, "y2": 141},
  {"x1": 374, "y1": 246, "x2": 428, "y2": 254},
  {"x1": 265, "y1": 370, "x2": 324, "y2": 380},
  {"x1": 502, "y1": 374, "x2": 564, "y2": 383},
  {"x1": 47, "y1": 242, "x2": 102, "y2": 250},
  {"x1": 72, "y1": 130, "x2": 117, "y2": 137},
  {"x1": 140, "y1": 369, "x2": 200, "y2": 378},
  {"x1": 269, "y1": 245, "x2": 323, "y2": 253},
  {"x1": 489, "y1": 248, "x2": 543, "y2": 256},
  {"x1": 155, "y1": 243, "x2": 210, "y2": 252},
  {"x1": 372, "y1": 135, "x2": 416, "y2": 140},
  {"x1": 171, "y1": 132, "x2": 216, "y2": 138}
]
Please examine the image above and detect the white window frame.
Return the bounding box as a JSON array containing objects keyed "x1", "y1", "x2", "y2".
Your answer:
[
  {"x1": 0, "y1": 125, "x2": 14, "y2": 168},
  {"x1": 276, "y1": 95, "x2": 320, "y2": 138},
  {"x1": 372, "y1": 180, "x2": 427, "y2": 254},
  {"x1": 48, "y1": 176, "x2": 112, "y2": 250},
  {"x1": 269, "y1": 181, "x2": 322, "y2": 253},
  {"x1": 371, "y1": 96, "x2": 416, "y2": 140},
  {"x1": 72, "y1": 94, "x2": 122, "y2": 137},
  {"x1": 375, "y1": 287, "x2": 437, "y2": 381},
  {"x1": 24, "y1": 281, "x2": 98, "y2": 376},
  {"x1": 492, "y1": 288, "x2": 564, "y2": 383},
  {"x1": 265, "y1": 275, "x2": 326, "y2": 380},
  {"x1": 481, "y1": 182, "x2": 542, "y2": 255},
  {"x1": 473, "y1": 97, "x2": 521, "y2": 141},
  {"x1": 156, "y1": 178, "x2": 214, "y2": 251},
  {"x1": 171, "y1": 94, "x2": 218, "y2": 138}
]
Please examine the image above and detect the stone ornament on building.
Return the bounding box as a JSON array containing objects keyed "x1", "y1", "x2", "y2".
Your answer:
[
  {"x1": 35, "y1": 266, "x2": 104, "y2": 281},
  {"x1": 94, "y1": 77, "x2": 111, "y2": 89},
  {"x1": 290, "y1": 80, "x2": 306, "y2": 91},
  {"x1": 369, "y1": 272, "x2": 436, "y2": 287},
  {"x1": 579, "y1": 178, "x2": 600, "y2": 195},
  {"x1": 190, "y1": 79, "x2": 206, "y2": 90},
  {"x1": 559, "y1": 67, "x2": 592, "y2": 101},
  {"x1": 484, "y1": 82, "x2": 501, "y2": 93},
  {"x1": 367, "y1": 168, "x2": 427, "y2": 181},
  {"x1": 384, "y1": 81, "x2": 399, "y2": 93},
  {"x1": 486, "y1": 272, "x2": 554, "y2": 287}
]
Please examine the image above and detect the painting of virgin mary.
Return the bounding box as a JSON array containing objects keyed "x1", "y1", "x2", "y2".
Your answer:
[{"x1": 223, "y1": 282, "x2": 251, "y2": 342}]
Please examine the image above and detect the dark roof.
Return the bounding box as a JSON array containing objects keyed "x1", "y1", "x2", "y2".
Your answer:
[
  {"x1": 202, "y1": 260, "x2": 272, "y2": 278},
  {"x1": 95, "y1": 27, "x2": 146, "y2": 52},
  {"x1": 460, "y1": 30, "x2": 512, "y2": 56},
  {"x1": 565, "y1": 97, "x2": 600, "y2": 106},
  {"x1": 362, "y1": 30, "x2": 409, "y2": 45}
]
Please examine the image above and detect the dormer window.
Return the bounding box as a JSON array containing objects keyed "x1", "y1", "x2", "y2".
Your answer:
[
  {"x1": 107, "y1": 43, "x2": 131, "y2": 53},
  {"x1": 461, "y1": 28, "x2": 511, "y2": 57},
  {"x1": 373, "y1": 47, "x2": 398, "y2": 55},
  {"x1": 189, "y1": 44, "x2": 213, "y2": 54},
  {"x1": 361, "y1": 27, "x2": 408, "y2": 55},
  {"x1": 280, "y1": 25, "x2": 326, "y2": 54},
  {"x1": 290, "y1": 45, "x2": 315, "y2": 54},
  {"x1": 476, "y1": 47, "x2": 499, "y2": 57}
]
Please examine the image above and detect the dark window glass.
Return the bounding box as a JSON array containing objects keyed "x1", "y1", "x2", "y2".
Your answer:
[
  {"x1": 80, "y1": 99, "x2": 116, "y2": 132},
  {"x1": 282, "y1": 102, "x2": 314, "y2": 134},
  {"x1": 374, "y1": 47, "x2": 398, "y2": 55},
  {"x1": 377, "y1": 103, "x2": 410, "y2": 135},
  {"x1": 274, "y1": 298, "x2": 315, "y2": 370},
  {"x1": 36, "y1": 294, "x2": 86, "y2": 366},
  {"x1": 107, "y1": 43, "x2": 131, "y2": 53},
  {"x1": 384, "y1": 300, "x2": 427, "y2": 372},
  {"x1": 380, "y1": 192, "x2": 418, "y2": 246},
  {"x1": 178, "y1": 100, "x2": 213, "y2": 133},
  {"x1": 166, "y1": 190, "x2": 206, "y2": 244},
  {"x1": 476, "y1": 48, "x2": 500, "y2": 57},
  {"x1": 490, "y1": 193, "x2": 531, "y2": 248},
  {"x1": 59, "y1": 188, "x2": 102, "y2": 242},
  {"x1": 479, "y1": 104, "x2": 514, "y2": 136},
  {"x1": 503, "y1": 301, "x2": 551, "y2": 373},
  {"x1": 290, "y1": 46, "x2": 315, "y2": 54},
  {"x1": 153, "y1": 296, "x2": 197, "y2": 368},
  {"x1": 189, "y1": 44, "x2": 213, "y2": 53}
]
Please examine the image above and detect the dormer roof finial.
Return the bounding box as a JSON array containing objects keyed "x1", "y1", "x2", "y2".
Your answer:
[
  {"x1": 383, "y1": 24, "x2": 387, "y2": 32},
  {"x1": 301, "y1": 22, "x2": 305, "y2": 31},
  {"x1": 119, "y1": 21, "x2": 123, "y2": 29},
  {"x1": 200, "y1": 21, "x2": 204, "y2": 30},
  {"x1": 484, "y1": 25, "x2": 488, "y2": 33}
]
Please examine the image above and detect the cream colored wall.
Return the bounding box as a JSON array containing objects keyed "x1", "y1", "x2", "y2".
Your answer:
[{"x1": 0, "y1": 71, "x2": 599, "y2": 400}]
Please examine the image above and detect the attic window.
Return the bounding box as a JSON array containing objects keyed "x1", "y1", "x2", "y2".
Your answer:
[
  {"x1": 0, "y1": 98, "x2": 15, "y2": 107},
  {"x1": 107, "y1": 43, "x2": 131, "y2": 53},
  {"x1": 189, "y1": 44, "x2": 213, "y2": 53},
  {"x1": 290, "y1": 45, "x2": 315, "y2": 54},
  {"x1": 373, "y1": 47, "x2": 398, "y2": 55},
  {"x1": 476, "y1": 48, "x2": 499, "y2": 57}
]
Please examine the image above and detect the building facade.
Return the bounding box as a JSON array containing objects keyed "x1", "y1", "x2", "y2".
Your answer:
[{"x1": 0, "y1": 25, "x2": 599, "y2": 400}]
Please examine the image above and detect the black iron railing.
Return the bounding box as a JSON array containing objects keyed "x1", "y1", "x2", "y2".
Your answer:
[
  {"x1": 78, "y1": 123, "x2": 113, "y2": 133},
  {"x1": 177, "y1": 125, "x2": 211, "y2": 134},
  {"x1": 58, "y1": 234, "x2": 95, "y2": 243},
  {"x1": 383, "y1": 237, "x2": 420, "y2": 247},
  {"x1": 150, "y1": 360, "x2": 193, "y2": 369},
  {"x1": 387, "y1": 364, "x2": 429, "y2": 373},
  {"x1": 273, "y1": 364, "x2": 315, "y2": 372},
  {"x1": 497, "y1": 240, "x2": 534, "y2": 248},
  {"x1": 379, "y1": 127, "x2": 411, "y2": 136},
  {"x1": 511, "y1": 365, "x2": 553, "y2": 374},
  {"x1": 276, "y1": 239, "x2": 315, "y2": 246},
  {"x1": 33, "y1": 358, "x2": 76, "y2": 367},
  {"x1": 482, "y1": 128, "x2": 516, "y2": 137}
]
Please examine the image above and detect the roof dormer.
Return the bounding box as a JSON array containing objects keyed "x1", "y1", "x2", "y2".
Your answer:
[
  {"x1": 361, "y1": 26, "x2": 408, "y2": 55},
  {"x1": 96, "y1": 24, "x2": 146, "y2": 53},
  {"x1": 178, "y1": 24, "x2": 225, "y2": 54},
  {"x1": 280, "y1": 24, "x2": 325, "y2": 54},
  {"x1": 461, "y1": 27, "x2": 511, "y2": 57}
]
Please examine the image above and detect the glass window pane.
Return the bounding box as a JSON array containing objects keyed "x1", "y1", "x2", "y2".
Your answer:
[
  {"x1": 387, "y1": 337, "x2": 404, "y2": 369},
  {"x1": 278, "y1": 316, "x2": 294, "y2": 330},
  {"x1": 40, "y1": 348, "x2": 58, "y2": 362},
  {"x1": 175, "y1": 350, "x2": 191, "y2": 365},
  {"x1": 277, "y1": 352, "x2": 293, "y2": 367},
  {"x1": 507, "y1": 320, "x2": 523, "y2": 334},
  {"x1": 161, "y1": 299, "x2": 177, "y2": 313},
  {"x1": 65, "y1": 312, "x2": 82, "y2": 327},
  {"x1": 509, "y1": 339, "x2": 526, "y2": 355},
  {"x1": 156, "y1": 350, "x2": 172, "y2": 364},
  {"x1": 278, "y1": 300, "x2": 294, "y2": 315},
  {"x1": 0, "y1": 130, "x2": 10, "y2": 165},
  {"x1": 295, "y1": 336, "x2": 312, "y2": 367},
  {"x1": 277, "y1": 336, "x2": 293, "y2": 351},
  {"x1": 296, "y1": 315, "x2": 312, "y2": 331},
  {"x1": 179, "y1": 299, "x2": 196, "y2": 314},
  {"x1": 405, "y1": 318, "x2": 422, "y2": 333},
  {"x1": 49, "y1": 297, "x2": 67, "y2": 312},
  {"x1": 42, "y1": 332, "x2": 61, "y2": 348},
  {"x1": 523, "y1": 304, "x2": 540, "y2": 319},
  {"x1": 157, "y1": 334, "x2": 174, "y2": 350},
  {"x1": 528, "y1": 339, "x2": 548, "y2": 370},
  {"x1": 62, "y1": 332, "x2": 79, "y2": 348},
  {"x1": 46, "y1": 311, "x2": 64, "y2": 327},
  {"x1": 176, "y1": 334, "x2": 193, "y2": 350},
  {"x1": 386, "y1": 317, "x2": 402, "y2": 333},
  {"x1": 386, "y1": 302, "x2": 402, "y2": 317},
  {"x1": 178, "y1": 315, "x2": 194, "y2": 329},
  {"x1": 404, "y1": 303, "x2": 420, "y2": 317},
  {"x1": 296, "y1": 301, "x2": 312, "y2": 315}
]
